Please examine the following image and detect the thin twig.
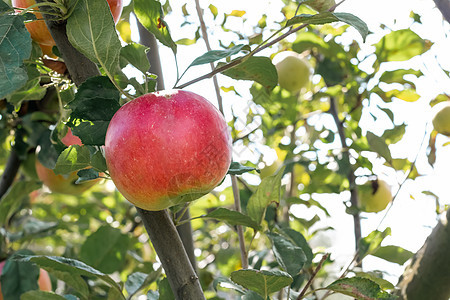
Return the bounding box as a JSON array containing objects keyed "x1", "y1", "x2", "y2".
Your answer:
[
  {"x1": 176, "y1": 23, "x2": 308, "y2": 89},
  {"x1": 194, "y1": 0, "x2": 223, "y2": 113},
  {"x1": 231, "y1": 175, "x2": 249, "y2": 269},
  {"x1": 194, "y1": 0, "x2": 248, "y2": 269},
  {"x1": 328, "y1": 97, "x2": 361, "y2": 249},
  {"x1": 297, "y1": 253, "x2": 330, "y2": 300}
]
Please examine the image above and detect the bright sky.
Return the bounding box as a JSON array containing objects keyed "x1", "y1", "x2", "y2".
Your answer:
[{"x1": 127, "y1": 0, "x2": 450, "y2": 291}]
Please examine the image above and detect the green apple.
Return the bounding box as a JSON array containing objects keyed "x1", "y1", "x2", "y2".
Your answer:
[
  {"x1": 304, "y1": 0, "x2": 336, "y2": 12},
  {"x1": 432, "y1": 101, "x2": 450, "y2": 137},
  {"x1": 358, "y1": 179, "x2": 392, "y2": 213},
  {"x1": 274, "y1": 51, "x2": 311, "y2": 93}
]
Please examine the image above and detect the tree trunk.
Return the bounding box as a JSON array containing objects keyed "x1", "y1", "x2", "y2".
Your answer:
[{"x1": 396, "y1": 208, "x2": 450, "y2": 300}]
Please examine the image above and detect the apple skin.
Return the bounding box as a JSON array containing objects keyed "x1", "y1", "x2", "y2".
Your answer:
[
  {"x1": 104, "y1": 90, "x2": 232, "y2": 211},
  {"x1": 305, "y1": 0, "x2": 336, "y2": 12},
  {"x1": 432, "y1": 101, "x2": 450, "y2": 137},
  {"x1": 274, "y1": 52, "x2": 311, "y2": 93},
  {"x1": 0, "y1": 261, "x2": 52, "y2": 299},
  {"x1": 35, "y1": 128, "x2": 100, "y2": 195},
  {"x1": 12, "y1": 0, "x2": 123, "y2": 57},
  {"x1": 358, "y1": 179, "x2": 392, "y2": 213}
]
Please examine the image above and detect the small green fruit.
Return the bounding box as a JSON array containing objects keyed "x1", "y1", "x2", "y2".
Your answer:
[
  {"x1": 358, "y1": 179, "x2": 392, "y2": 213},
  {"x1": 274, "y1": 52, "x2": 311, "y2": 93},
  {"x1": 305, "y1": 0, "x2": 336, "y2": 12},
  {"x1": 432, "y1": 101, "x2": 450, "y2": 137}
]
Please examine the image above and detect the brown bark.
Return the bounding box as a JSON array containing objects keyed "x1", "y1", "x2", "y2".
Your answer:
[
  {"x1": 137, "y1": 209, "x2": 205, "y2": 300},
  {"x1": 396, "y1": 209, "x2": 450, "y2": 300}
]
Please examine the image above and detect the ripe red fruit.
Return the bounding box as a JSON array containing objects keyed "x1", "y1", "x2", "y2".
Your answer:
[
  {"x1": 12, "y1": 0, "x2": 123, "y2": 57},
  {"x1": 35, "y1": 128, "x2": 100, "y2": 195},
  {"x1": 104, "y1": 90, "x2": 232, "y2": 211}
]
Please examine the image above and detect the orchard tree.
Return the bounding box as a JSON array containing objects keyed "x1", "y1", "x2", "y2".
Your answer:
[{"x1": 0, "y1": 0, "x2": 449, "y2": 299}]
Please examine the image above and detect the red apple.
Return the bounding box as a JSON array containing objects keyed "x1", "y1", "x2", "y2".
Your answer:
[
  {"x1": 104, "y1": 90, "x2": 232, "y2": 211},
  {"x1": 0, "y1": 260, "x2": 52, "y2": 299},
  {"x1": 35, "y1": 128, "x2": 100, "y2": 195},
  {"x1": 12, "y1": 0, "x2": 123, "y2": 57}
]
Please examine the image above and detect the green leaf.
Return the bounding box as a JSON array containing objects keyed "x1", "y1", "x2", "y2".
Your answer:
[
  {"x1": 67, "y1": 0, "x2": 121, "y2": 74},
  {"x1": 188, "y1": 44, "x2": 248, "y2": 69},
  {"x1": 230, "y1": 269, "x2": 292, "y2": 298},
  {"x1": 12, "y1": 254, "x2": 125, "y2": 299},
  {"x1": 209, "y1": 4, "x2": 218, "y2": 19},
  {"x1": 358, "y1": 228, "x2": 391, "y2": 259},
  {"x1": 134, "y1": 0, "x2": 177, "y2": 54},
  {"x1": 76, "y1": 168, "x2": 100, "y2": 184},
  {"x1": 0, "y1": 0, "x2": 12, "y2": 13},
  {"x1": 366, "y1": 132, "x2": 392, "y2": 163},
  {"x1": 325, "y1": 277, "x2": 396, "y2": 299},
  {"x1": 267, "y1": 232, "x2": 306, "y2": 276},
  {"x1": 53, "y1": 145, "x2": 91, "y2": 175},
  {"x1": 372, "y1": 245, "x2": 414, "y2": 265},
  {"x1": 158, "y1": 277, "x2": 175, "y2": 300},
  {"x1": 247, "y1": 167, "x2": 284, "y2": 226},
  {"x1": 286, "y1": 12, "x2": 368, "y2": 41},
  {"x1": 6, "y1": 65, "x2": 46, "y2": 108},
  {"x1": 354, "y1": 272, "x2": 395, "y2": 290},
  {"x1": 221, "y1": 56, "x2": 278, "y2": 90},
  {"x1": 125, "y1": 269, "x2": 161, "y2": 298},
  {"x1": 375, "y1": 29, "x2": 431, "y2": 62},
  {"x1": 125, "y1": 272, "x2": 147, "y2": 296},
  {"x1": 203, "y1": 208, "x2": 260, "y2": 230},
  {"x1": 279, "y1": 227, "x2": 314, "y2": 266},
  {"x1": 120, "y1": 43, "x2": 150, "y2": 74},
  {"x1": 242, "y1": 290, "x2": 265, "y2": 300},
  {"x1": 1, "y1": 251, "x2": 40, "y2": 300},
  {"x1": 67, "y1": 76, "x2": 120, "y2": 146},
  {"x1": 385, "y1": 89, "x2": 420, "y2": 102},
  {"x1": 90, "y1": 150, "x2": 108, "y2": 172},
  {"x1": 0, "y1": 14, "x2": 32, "y2": 98},
  {"x1": 80, "y1": 225, "x2": 130, "y2": 274},
  {"x1": 227, "y1": 162, "x2": 257, "y2": 175},
  {"x1": 213, "y1": 276, "x2": 246, "y2": 294},
  {"x1": 0, "y1": 181, "x2": 41, "y2": 226},
  {"x1": 379, "y1": 69, "x2": 423, "y2": 86},
  {"x1": 21, "y1": 291, "x2": 67, "y2": 300}
]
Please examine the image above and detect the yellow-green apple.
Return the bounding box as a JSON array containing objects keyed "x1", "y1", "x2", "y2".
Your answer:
[
  {"x1": 35, "y1": 128, "x2": 100, "y2": 195},
  {"x1": 358, "y1": 179, "x2": 392, "y2": 213},
  {"x1": 274, "y1": 51, "x2": 311, "y2": 93},
  {"x1": 304, "y1": 0, "x2": 336, "y2": 12},
  {"x1": 432, "y1": 101, "x2": 450, "y2": 137},
  {"x1": 12, "y1": 0, "x2": 123, "y2": 57},
  {"x1": 104, "y1": 90, "x2": 232, "y2": 211},
  {"x1": 0, "y1": 261, "x2": 52, "y2": 299}
]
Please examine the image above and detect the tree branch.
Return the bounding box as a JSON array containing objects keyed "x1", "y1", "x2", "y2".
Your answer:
[
  {"x1": 396, "y1": 208, "x2": 450, "y2": 300},
  {"x1": 328, "y1": 97, "x2": 362, "y2": 250},
  {"x1": 35, "y1": 0, "x2": 99, "y2": 86},
  {"x1": 137, "y1": 209, "x2": 205, "y2": 300},
  {"x1": 434, "y1": 0, "x2": 450, "y2": 24},
  {"x1": 36, "y1": 3, "x2": 205, "y2": 298}
]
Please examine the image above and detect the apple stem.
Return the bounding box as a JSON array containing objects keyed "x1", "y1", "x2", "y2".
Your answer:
[{"x1": 137, "y1": 208, "x2": 205, "y2": 299}]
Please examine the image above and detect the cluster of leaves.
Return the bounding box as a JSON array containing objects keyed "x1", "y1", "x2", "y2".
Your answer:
[{"x1": 0, "y1": 0, "x2": 447, "y2": 299}]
